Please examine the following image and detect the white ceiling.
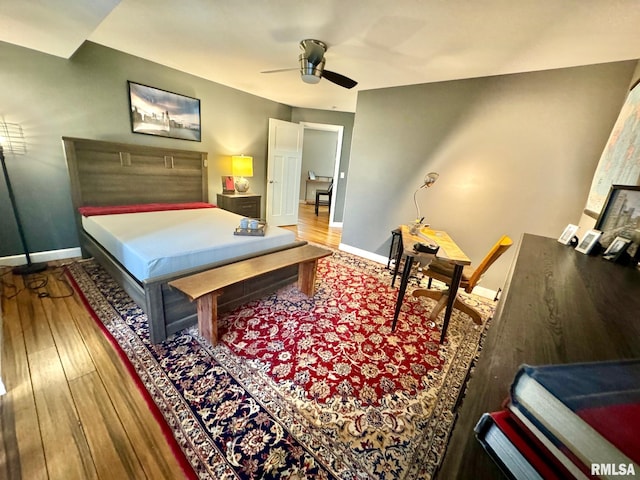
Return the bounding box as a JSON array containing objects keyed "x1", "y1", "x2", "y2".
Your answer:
[{"x1": 3, "y1": 0, "x2": 640, "y2": 112}]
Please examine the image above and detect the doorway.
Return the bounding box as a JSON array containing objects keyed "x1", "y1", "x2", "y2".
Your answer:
[{"x1": 300, "y1": 122, "x2": 344, "y2": 227}]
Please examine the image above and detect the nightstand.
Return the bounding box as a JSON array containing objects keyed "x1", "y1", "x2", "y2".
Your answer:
[{"x1": 216, "y1": 193, "x2": 261, "y2": 218}]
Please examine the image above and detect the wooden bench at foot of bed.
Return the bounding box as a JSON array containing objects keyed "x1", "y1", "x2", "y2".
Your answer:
[{"x1": 169, "y1": 244, "x2": 332, "y2": 345}]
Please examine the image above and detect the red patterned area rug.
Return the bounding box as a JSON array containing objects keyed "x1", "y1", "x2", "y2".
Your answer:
[{"x1": 66, "y1": 250, "x2": 494, "y2": 479}]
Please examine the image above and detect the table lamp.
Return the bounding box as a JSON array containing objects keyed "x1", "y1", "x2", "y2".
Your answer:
[
  {"x1": 412, "y1": 171, "x2": 439, "y2": 233},
  {"x1": 232, "y1": 155, "x2": 253, "y2": 193}
]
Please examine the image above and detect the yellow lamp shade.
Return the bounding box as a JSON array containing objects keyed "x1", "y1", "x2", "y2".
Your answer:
[
  {"x1": 231, "y1": 155, "x2": 253, "y2": 177},
  {"x1": 231, "y1": 155, "x2": 253, "y2": 193}
]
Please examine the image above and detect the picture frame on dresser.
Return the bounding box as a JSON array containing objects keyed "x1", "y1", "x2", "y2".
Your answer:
[
  {"x1": 221, "y1": 176, "x2": 235, "y2": 194},
  {"x1": 595, "y1": 185, "x2": 640, "y2": 261},
  {"x1": 558, "y1": 224, "x2": 579, "y2": 245},
  {"x1": 602, "y1": 236, "x2": 632, "y2": 262},
  {"x1": 575, "y1": 229, "x2": 602, "y2": 254}
]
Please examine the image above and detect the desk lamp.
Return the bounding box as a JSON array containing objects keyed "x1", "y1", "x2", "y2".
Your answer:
[
  {"x1": 0, "y1": 122, "x2": 47, "y2": 275},
  {"x1": 412, "y1": 171, "x2": 439, "y2": 233},
  {"x1": 232, "y1": 155, "x2": 253, "y2": 193}
]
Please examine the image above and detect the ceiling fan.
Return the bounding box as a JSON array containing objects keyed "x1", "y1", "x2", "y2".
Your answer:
[{"x1": 262, "y1": 39, "x2": 357, "y2": 89}]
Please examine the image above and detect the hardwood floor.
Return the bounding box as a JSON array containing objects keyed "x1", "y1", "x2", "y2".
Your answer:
[
  {"x1": 0, "y1": 204, "x2": 340, "y2": 479},
  {"x1": 281, "y1": 203, "x2": 342, "y2": 249}
]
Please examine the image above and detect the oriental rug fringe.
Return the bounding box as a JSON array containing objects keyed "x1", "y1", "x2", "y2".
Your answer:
[{"x1": 66, "y1": 249, "x2": 493, "y2": 479}]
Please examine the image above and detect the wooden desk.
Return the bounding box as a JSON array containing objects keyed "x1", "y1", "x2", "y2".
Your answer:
[
  {"x1": 436, "y1": 233, "x2": 640, "y2": 479},
  {"x1": 392, "y1": 225, "x2": 471, "y2": 343}
]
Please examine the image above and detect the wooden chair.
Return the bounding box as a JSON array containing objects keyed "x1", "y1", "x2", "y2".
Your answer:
[
  {"x1": 413, "y1": 235, "x2": 513, "y2": 325},
  {"x1": 315, "y1": 181, "x2": 333, "y2": 215}
]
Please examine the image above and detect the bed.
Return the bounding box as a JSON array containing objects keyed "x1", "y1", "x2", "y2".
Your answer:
[{"x1": 63, "y1": 137, "x2": 305, "y2": 343}]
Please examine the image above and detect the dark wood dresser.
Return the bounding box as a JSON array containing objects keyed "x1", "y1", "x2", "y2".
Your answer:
[
  {"x1": 437, "y1": 233, "x2": 640, "y2": 479},
  {"x1": 216, "y1": 193, "x2": 261, "y2": 218}
]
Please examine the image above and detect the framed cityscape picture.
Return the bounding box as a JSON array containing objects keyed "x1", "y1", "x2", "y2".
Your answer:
[
  {"x1": 595, "y1": 185, "x2": 640, "y2": 259},
  {"x1": 128, "y1": 81, "x2": 201, "y2": 141}
]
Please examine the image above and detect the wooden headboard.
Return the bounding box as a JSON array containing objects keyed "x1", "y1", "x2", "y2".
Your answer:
[{"x1": 63, "y1": 137, "x2": 208, "y2": 228}]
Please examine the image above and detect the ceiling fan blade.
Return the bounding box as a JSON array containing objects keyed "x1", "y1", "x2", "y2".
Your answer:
[
  {"x1": 261, "y1": 68, "x2": 298, "y2": 74},
  {"x1": 322, "y1": 70, "x2": 358, "y2": 89}
]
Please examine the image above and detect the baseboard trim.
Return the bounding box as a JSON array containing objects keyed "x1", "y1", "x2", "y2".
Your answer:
[
  {"x1": 338, "y1": 243, "x2": 388, "y2": 265},
  {"x1": 0, "y1": 247, "x2": 82, "y2": 267},
  {"x1": 1, "y1": 245, "x2": 498, "y2": 300},
  {"x1": 471, "y1": 285, "x2": 497, "y2": 300}
]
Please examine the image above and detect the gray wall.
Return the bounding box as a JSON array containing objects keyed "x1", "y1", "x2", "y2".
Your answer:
[
  {"x1": 0, "y1": 40, "x2": 291, "y2": 256},
  {"x1": 2, "y1": 36, "x2": 637, "y2": 294},
  {"x1": 291, "y1": 108, "x2": 354, "y2": 223},
  {"x1": 341, "y1": 61, "x2": 637, "y2": 291}
]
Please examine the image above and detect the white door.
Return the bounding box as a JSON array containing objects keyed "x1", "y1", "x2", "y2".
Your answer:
[{"x1": 266, "y1": 118, "x2": 303, "y2": 226}]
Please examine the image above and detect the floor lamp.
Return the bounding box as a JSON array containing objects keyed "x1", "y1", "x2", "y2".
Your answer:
[{"x1": 0, "y1": 122, "x2": 47, "y2": 275}]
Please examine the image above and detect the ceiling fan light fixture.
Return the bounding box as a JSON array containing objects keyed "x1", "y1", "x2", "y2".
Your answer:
[
  {"x1": 301, "y1": 73, "x2": 321, "y2": 84},
  {"x1": 262, "y1": 39, "x2": 356, "y2": 89},
  {"x1": 299, "y1": 54, "x2": 324, "y2": 84}
]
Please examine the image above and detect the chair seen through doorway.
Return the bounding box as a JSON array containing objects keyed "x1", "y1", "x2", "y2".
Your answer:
[{"x1": 315, "y1": 181, "x2": 333, "y2": 215}]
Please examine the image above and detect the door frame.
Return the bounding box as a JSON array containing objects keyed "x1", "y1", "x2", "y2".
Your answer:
[{"x1": 300, "y1": 122, "x2": 344, "y2": 227}]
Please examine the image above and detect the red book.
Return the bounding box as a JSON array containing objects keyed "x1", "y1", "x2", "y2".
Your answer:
[
  {"x1": 475, "y1": 409, "x2": 575, "y2": 479},
  {"x1": 508, "y1": 406, "x2": 594, "y2": 479}
]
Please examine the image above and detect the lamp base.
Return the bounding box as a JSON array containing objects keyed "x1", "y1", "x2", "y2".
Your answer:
[
  {"x1": 235, "y1": 177, "x2": 250, "y2": 193},
  {"x1": 12, "y1": 261, "x2": 48, "y2": 276}
]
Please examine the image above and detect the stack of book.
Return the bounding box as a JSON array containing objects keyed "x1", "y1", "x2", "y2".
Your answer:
[{"x1": 475, "y1": 359, "x2": 640, "y2": 479}]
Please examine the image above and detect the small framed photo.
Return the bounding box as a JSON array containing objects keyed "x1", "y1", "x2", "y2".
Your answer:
[
  {"x1": 575, "y1": 229, "x2": 602, "y2": 254},
  {"x1": 602, "y1": 236, "x2": 632, "y2": 262},
  {"x1": 558, "y1": 224, "x2": 579, "y2": 245},
  {"x1": 221, "y1": 176, "x2": 235, "y2": 194}
]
